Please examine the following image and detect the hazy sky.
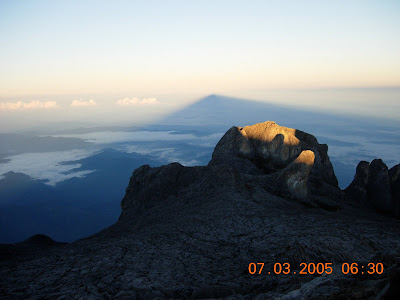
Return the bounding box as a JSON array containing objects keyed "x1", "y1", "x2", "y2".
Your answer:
[{"x1": 0, "y1": 0, "x2": 399, "y2": 129}]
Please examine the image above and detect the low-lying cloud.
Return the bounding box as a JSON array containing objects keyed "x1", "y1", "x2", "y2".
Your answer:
[
  {"x1": 321, "y1": 132, "x2": 400, "y2": 168},
  {"x1": 70, "y1": 99, "x2": 96, "y2": 107},
  {"x1": 0, "y1": 101, "x2": 57, "y2": 111},
  {"x1": 51, "y1": 131, "x2": 223, "y2": 144},
  {"x1": 116, "y1": 97, "x2": 159, "y2": 106},
  {"x1": 0, "y1": 149, "x2": 97, "y2": 185},
  {"x1": 122, "y1": 145, "x2": 202, "y2": 166}
]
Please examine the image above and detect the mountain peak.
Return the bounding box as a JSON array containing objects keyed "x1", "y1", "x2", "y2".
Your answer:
[
  {"x1": 121, "y1": 121, "x2": 340, "y2": 219},
  {"x1": 203, "y1": 93, "x2": 218, "y2": 100}
]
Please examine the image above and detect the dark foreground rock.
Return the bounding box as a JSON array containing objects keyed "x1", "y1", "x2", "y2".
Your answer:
[
  {"x1": 1, "y1": 121, "x2": 399, "y2": 299},
  {"x1": 0, "y1": 234, "x2": 66, "y2": 262}
]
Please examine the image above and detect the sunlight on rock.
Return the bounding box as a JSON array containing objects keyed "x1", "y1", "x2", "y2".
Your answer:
[
  {"x1": 295, "y1": 150, "x2": 315, "y2": 166},
  {"x1": 238, "y1": 121, "x2": 300, "y2": 146}
]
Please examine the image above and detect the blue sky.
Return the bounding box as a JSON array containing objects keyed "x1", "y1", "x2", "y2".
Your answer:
[{"x1": 0, "y1": 0, "x2": 399, "y2": 129}]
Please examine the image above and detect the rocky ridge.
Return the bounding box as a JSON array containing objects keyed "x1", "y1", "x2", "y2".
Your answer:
[
  {"x1": 1, "y1": 121, "x2": 399, "y2": 299},
  {"x1": 345, "y1": 159, "x2": 400, "y2": 218}
]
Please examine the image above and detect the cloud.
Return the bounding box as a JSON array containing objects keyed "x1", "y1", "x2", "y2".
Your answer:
[
  {"x1": 0, "y1": 101, "x2": 57, "y2": 111},
  {"x1": 116, "y1": 97, "x2": 159, "y2": 106},
  {"x1": 51, "y1": 130, "x2": 224, "y2": 145},
  {"x1": 51, "y1": 131, "x2": 200, "y2": 144},
  {"x1": 70, "y1": 99, "x2": 96, "y2": 107},
  {"x1": 0, "y1": 149, "x2": 96, "y2": 185}
]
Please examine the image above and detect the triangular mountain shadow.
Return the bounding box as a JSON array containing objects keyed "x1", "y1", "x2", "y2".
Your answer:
[{"x1": 149, "y1": 94, "x2": 395, "y2": 135}]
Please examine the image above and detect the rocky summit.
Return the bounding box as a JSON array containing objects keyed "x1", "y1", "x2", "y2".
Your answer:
[{"x1": 1, "y1": 121, "x2": 400, "y2": 299}]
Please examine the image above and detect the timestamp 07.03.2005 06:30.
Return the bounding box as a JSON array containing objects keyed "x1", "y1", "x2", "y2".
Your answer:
[{"x1": 248, "y1": 262, "x2": 384, "y2": 276}]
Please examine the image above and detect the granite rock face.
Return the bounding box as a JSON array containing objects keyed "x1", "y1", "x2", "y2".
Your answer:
[
  {"x1": 273, "y1": 150, "x2": 315, "y2": 203},
  {"x1": 1, "y1": 121, "x2": 400, "y2": 299},
  {"x1": 345, "y1": 159, "x2": 400, "y2": 218},
  {"x1": 209, "y1": 121, "x2": 340, "y2": 206},
  {"x1": 210, "y1": 121, "x2": 337, "y2": 185}
]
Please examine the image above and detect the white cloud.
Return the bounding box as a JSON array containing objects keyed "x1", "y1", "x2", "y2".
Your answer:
[
  {"x1": 51, "y1": 131, "x2": 198, "y2": 144},
  {"x1": 0, "y1": 101, "x2": 57, "y2": 111},
  {"x1": 50, "y1": 130, "x2": 224, "y2": 145},
  {"x1": 122, "y1": 145, "x2": 202, "y2": 166},
  {"x1": 70, "y1": 99, "x2": 96, "y2": 107},
  {"x1": 116, "y1": 97, "x2": 159, "y2": 106},
  {"x1": 0, "y1": 149, "x2": 97, "y2": 185}
]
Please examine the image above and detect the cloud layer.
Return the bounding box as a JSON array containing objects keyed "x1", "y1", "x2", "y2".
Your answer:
[
  {"x1": 116, "y1": 97, "x2": 159, "y2": 106},
  {"x1": 0, "y1": 101, "x2": 57, "y2": 111},
  {"x1": 51, "y1": 131, "x2": 223, "y2": 144},
  {"x1": 0, "y1": 149, "x2": 96, "y2": 185},
  {"x1": 70, "y1": 99, "x2": 97, "y2": 107}
]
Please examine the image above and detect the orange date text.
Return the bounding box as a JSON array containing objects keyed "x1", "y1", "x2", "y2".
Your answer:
[{"x1": 248, "y1": 262, "x2": 384, "y2": 275}]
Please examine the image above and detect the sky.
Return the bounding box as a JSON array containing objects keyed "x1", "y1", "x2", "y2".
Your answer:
[{"x1": 0, "y1": 0, "x2": 399, "y2": 130}]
